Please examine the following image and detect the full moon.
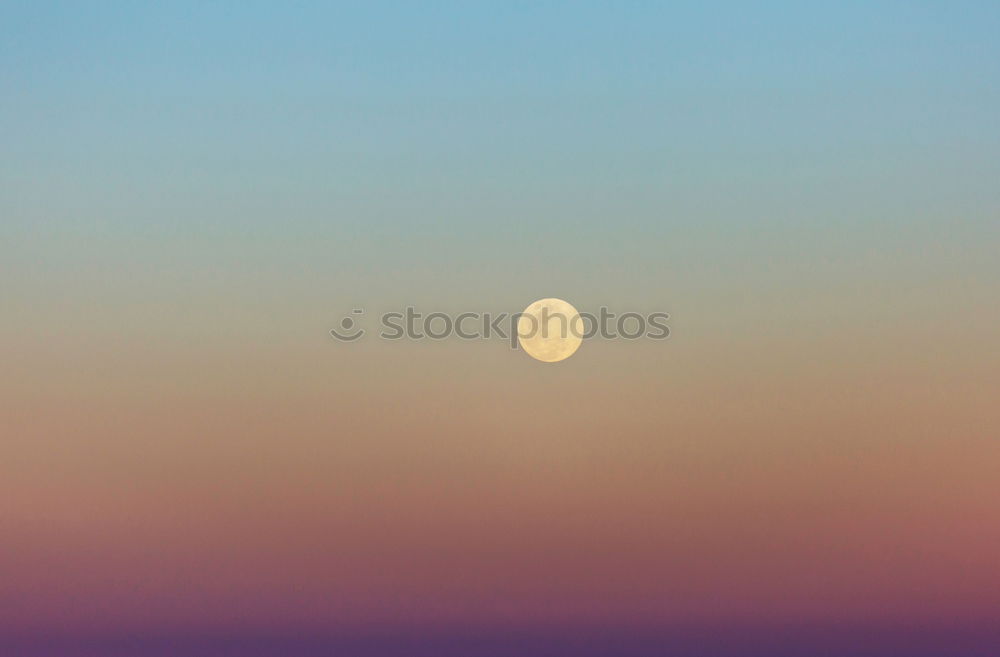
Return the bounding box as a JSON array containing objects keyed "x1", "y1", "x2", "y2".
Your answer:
[{"x1": 517, "y1": 298, "x2": 583, "y2": 363}]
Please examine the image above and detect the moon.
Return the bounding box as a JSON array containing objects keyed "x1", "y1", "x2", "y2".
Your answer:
[{"x1": 517, "y1": 298, "x2": 583, "y2": 362}]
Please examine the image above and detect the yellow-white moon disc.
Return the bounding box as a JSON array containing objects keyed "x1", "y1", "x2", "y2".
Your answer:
[{"x1": 517, "y1": 298, "x2": 583, "y2": 363}]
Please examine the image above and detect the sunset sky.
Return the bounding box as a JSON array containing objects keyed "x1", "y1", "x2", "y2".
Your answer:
[{"x1": 2, "y1": 2, "x2": 1000, "y2": 655}]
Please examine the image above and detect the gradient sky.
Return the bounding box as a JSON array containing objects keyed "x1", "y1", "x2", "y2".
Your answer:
[{"x1": 2, "y1": 2, "x2": 1000, "y2": 654}]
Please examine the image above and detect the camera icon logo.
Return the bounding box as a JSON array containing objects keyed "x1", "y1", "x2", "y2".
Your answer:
[{"x1": 330, "y1": 309, "x2": 366, "y2": 341}]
